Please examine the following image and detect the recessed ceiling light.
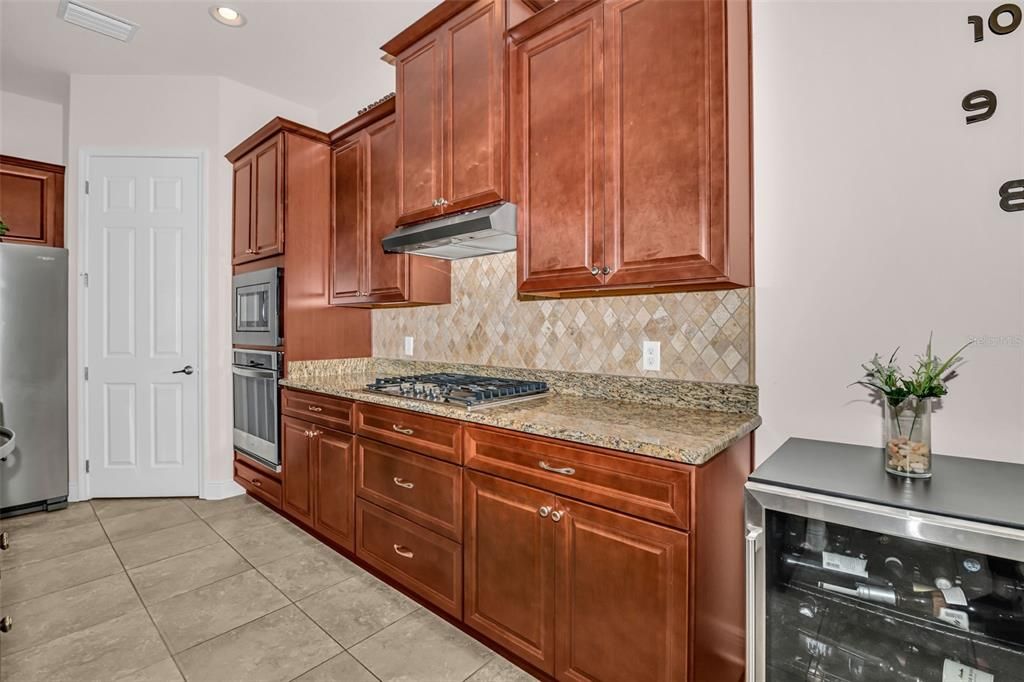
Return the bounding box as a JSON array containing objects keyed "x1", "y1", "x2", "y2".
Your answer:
[{"x1": 209, "y1": 6, "x2": 246, "y2": 27}]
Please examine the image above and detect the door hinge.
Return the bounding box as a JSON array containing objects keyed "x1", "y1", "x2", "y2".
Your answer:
[
  {"x1": 85, "y1": 180, "x2": 90, "y2": 195},
  {"x1": 84, "y1": 367, "x2": 89, "y2": 381},
  {"x1": 82, "y1": 272, "x2": 89, "y2": 287},
  {"x1": 85, "y1": 460, "x2": 90, "y2": 474}
]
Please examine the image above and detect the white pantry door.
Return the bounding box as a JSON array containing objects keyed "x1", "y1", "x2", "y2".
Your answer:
[{"x1": 86, "y1": 155, "x2": 201, "y2": 497}]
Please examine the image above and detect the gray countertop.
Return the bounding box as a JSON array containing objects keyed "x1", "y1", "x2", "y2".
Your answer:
[
  {"x1": 750, "y1": 438, "x2": 1024, "y2": 530},
  {"x1": 280, "y1": 371, "x2": 761, "y2": 466}
]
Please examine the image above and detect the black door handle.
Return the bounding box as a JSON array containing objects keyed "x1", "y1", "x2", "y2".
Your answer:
[{"x1": 172, "y1": 365, "x2": 195, "y2": 376}]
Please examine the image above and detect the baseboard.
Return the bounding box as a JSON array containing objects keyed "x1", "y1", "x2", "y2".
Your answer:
[
  {"x1": 203, "y1": 480, "x2": 245, "y2": 500},
  {"x1": 68, "y1": 482, "x2": 81, "y2": 502}
]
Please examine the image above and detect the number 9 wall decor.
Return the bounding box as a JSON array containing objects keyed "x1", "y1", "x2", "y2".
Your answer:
[{"x1": 964, "y1": 2, "x2": 1023, "y2": 211}]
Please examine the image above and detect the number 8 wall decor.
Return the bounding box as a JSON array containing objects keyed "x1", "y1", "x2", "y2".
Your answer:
[{"x1": 964, "y1": 2, "x2": 1023, "y2": 211}]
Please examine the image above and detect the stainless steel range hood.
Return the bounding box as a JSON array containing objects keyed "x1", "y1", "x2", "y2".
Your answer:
[{"x1": 381, "y1": 202, "x2": 516, "y2": 260}]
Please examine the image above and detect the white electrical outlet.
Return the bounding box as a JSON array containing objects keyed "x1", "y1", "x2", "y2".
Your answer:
[
  {"x1": 404, "y1": 336, "x2": 415, "y2": 356},
  {"x1": 642, "y1": 341, "x2": 661, "y2": 371}
]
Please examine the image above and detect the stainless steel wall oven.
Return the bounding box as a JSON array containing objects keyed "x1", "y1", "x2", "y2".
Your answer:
[{"x1": 232, "y1": 349, "x2": 282, "y2": 471}]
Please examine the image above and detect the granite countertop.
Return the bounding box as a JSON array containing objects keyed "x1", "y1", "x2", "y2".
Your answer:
[{"x1": 280, "y1": 371, "x2": 761, "y2": 466}]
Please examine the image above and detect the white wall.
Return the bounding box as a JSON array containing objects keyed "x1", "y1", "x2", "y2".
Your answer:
[
  {"x1": 0, "y1": 90, "x2": 65, "y2": 164},
  {"x1": 66, "y1": 75, "x2": 317, "y2": 499},
  {"x1": 753, "y1": 1, "x2": 1024, "y2": 464}
]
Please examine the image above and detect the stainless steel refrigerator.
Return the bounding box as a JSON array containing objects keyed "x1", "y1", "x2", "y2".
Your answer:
[{"x1": 0, "y1": 243, "x2": 69, "y2": 516}]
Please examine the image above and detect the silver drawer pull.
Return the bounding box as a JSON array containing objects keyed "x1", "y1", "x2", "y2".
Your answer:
[
  {"x1": 392, "y1": 425, "x2": 414, "y2": 435},
  {"x1": 539, "y1": 461, "x2": 575, "y2": 476},
  {"x1": 307, "y1": 405, "x2": 323, "y2": 413},
  {"x1": 393, "y1": 544, "x2": 414, "y2": 559},
  {"x1": 393, "y1": 477, "x2": 414, "y2": 489},
  {"x1": 538, "y1": 506, "x2": 551, "y2": 518}
]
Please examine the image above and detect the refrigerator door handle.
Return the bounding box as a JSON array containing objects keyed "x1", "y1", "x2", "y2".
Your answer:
[{"x1": 745, "y1": 524, "x2": 764, "y2": 682}]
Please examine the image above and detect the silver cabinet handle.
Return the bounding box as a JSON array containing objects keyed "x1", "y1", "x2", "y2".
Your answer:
[
  {"x1": 393, "y1": 477, "x2": 414, "y2": 489},
  {"x1": 307, "y1": 405, "x2": 323, "y2": 413},
  {"x1": 538, "y1": 506, "x2": 551, "y2": 518},
  {"x1": 393, "y1": 544, "x2": 414, "y2": 559},
  {"x1": 746, "y1": 525, "x2": 764, "y2": 682},
  {"x1": 392, "y1": 425, "x2": 414, "y2": 435},
  {"x1": 0, "y1": 615, "x2": 11, "y2": 633},
  {"x1": 550, "y1": 510, "x2": 564, "y2": 522},
  {"x1": 602, "y1": 266, "x2": 611, "y2": 275},
  {"x1": 0, "y1": 531, "x2": 8, "y2": 550},
  {"x1": 590, "y1": 266, "x2": 600, "y2": 276},
  {"x1": 172, "y1": 365, "x2": 194, "y2": 375},
  {"x1": 539, "y1": 461, "x2": 575, "y2": 476}
]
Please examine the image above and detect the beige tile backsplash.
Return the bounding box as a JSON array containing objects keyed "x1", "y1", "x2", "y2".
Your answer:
[{"x1": 372, "y1": 252, "x2": 753, "y2": 384}]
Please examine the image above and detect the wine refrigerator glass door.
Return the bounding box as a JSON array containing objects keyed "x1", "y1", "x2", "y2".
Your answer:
[{"x1": 745, "y1": 483, "x2": 1024, "y2": 682}]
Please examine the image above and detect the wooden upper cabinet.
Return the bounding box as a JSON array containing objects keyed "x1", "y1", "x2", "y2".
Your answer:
[
  {"x1": 395, "y1": 33, "x2": 445, "y2": 225},
  {"x1": 0, "y1": 155, "x2": 65, "y2": 248},
  {"x1": 384, "y1": 0, "x2": 533, "y2": 226},
  {"x1": 510, "y1": 0, "x2": 752, "y2": 296},
  {"x1": 513, "y1": 3, "x2": 604, "y2": 294},
  {"x1": 226, "y1": 118, "x2": 329, "y2": 266},
  {"x1": 443, "y1": 0, "x2": 505, "y2": 214},
  {"x1": 328, "y1": 100, "x2": 450, "y2": 308},
  {"x1": 554, "y1": 497, "x2": 690, "y2": 682}
]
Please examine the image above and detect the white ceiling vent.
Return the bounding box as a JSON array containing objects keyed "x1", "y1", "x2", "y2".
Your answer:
[{"x1": 57, "y1": 0, "x2": 139, "y2": 42}]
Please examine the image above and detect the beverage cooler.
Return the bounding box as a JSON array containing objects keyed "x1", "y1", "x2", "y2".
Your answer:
[{"x1": 745, "y1": 439, "x2": 1024, "y2": 682}]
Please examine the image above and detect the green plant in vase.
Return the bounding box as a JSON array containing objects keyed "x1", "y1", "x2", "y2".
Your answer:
[
  {"x1": 854, "y1": 335, "x2": 971, "y2": 478},
  {"x1": 0, "y1": 215, "x2": 8, "y2": 238}
]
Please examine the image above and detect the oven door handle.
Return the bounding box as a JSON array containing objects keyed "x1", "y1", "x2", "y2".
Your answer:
[{"x1": 232, "y1": 366, "x2": 277, "y2": 380}]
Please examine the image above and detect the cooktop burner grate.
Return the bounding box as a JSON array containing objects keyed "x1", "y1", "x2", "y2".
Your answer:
[{"x1": 364, "y1": 373, "x2": 549, "y2": 410}]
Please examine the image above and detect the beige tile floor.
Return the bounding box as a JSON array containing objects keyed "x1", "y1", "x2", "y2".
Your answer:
[{"x1": 0, "y1": 496, "x2": 537, "y2": 682}]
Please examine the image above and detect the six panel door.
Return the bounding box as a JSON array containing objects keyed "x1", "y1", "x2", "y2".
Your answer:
[
  {"x1": 554, "y1": 497, "x2": 690, "y2": 682},
  {"x1": 231, "y1": 155, "x2": 254, "y2": 264},
  {"x1": 315, "y1": 427, "x2": 356, "y2": 550},
  {"x1": 396, "y1": 30, "x2": 445, "y2": 225},
  {"x1": 443, "y1": 0, "x2": 505, "y2": 214},
  {"x1": 282, "y1": 416, "x2": 316, "y2": 526},
  {"x1": 330, "y1": 137, "x2": 365, "y2": 303},
  {"x1": 512, "y1": 3, "x2": 605, "y2": 293},
  {"x1": 252, "y1": 134, "x2": 285, "y2": 258},
  {"x1": 464, "y1": 471, "x2": 557, "y2": 674},
  {"x1": 602, "y1": 0, "x2": 728, "y2": 287}
]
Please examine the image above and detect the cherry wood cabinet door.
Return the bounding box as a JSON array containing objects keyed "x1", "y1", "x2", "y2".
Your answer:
[
  {"x1": 231, "y1": 156, "x2": 255, "y2": 264},
  {"x1": 281, "y1": 416, "x2": 315, "y2": 526},
  {"x1": 396, "y1": 31, "x2": 445, "y2": 226},
  {"x1": 330, "y1": 137, "x2": 365, "y2": 303},
  {"x1": 364, "y1": 115, "x2": 408, "y2": 301},
  {"x1": 442, "y1": 0, "x2": 505, "y2": 215},
  {"x1": 315, "y1": 427, "x2": 355, "y2": 551},
  {"x1": 554, "y1": 497, "x2": 690, "y2": 682},
  {"x1": 464, "y1": 471, "x2": 556, "y2": 674},
  {"x1": 252, "y1": 134, "x2": 285, "y2": 258},
  {"x1": 0, "y1": 157, "x2": 64, "y2": 247},
  {"x1": 512, "y1": 3, "x2": 605, "y2": 294},
  {"x1": 602, "y1": 0, "x2": 728, "y2": 287}
]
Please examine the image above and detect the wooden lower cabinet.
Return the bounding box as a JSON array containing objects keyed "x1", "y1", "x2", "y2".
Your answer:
[
  {"x1": 315, "y1": 428, "x2": 356, "y2": 550},
  {"x1": 554, "y1": 498, "x2": 689, "y2": 682},
  {"x1": 464, "y1": 470, "x2": 690, "y2": 681},
  {"x1": 281, "y1": 415, "x2": 355, "y2": 549},
  {"x1": 464, "y1": 471, "x2": 557, "y2": 674}
]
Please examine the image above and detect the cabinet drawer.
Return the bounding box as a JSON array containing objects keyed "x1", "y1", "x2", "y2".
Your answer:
[
  {"x1": 282, "y1": 389, "x2": 353, "y2": 432},
  {"x1": 355, "y1": 500, "x2": 462, "y2": 618},
  {"x1": 355, "y1": 403, "x2": 462, "y2": 464},
  {"x1": 356, "y1": 438, "x2": 462, "y2": 541},
  {"x1": 463, "y1": 426, "x2": 692, "y2": 530},
  {"x1": 234, "y1": 456, "x2": 282, "y2": 509}
]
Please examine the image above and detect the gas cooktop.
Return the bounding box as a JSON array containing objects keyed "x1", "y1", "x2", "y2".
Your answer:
[{"x1": 365, "y1": 373, "x2": 549, "y2": 410}]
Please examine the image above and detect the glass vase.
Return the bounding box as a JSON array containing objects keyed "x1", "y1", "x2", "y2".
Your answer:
[{"x1": 884, "y1": 397, "x2": 932, "y2": 478}]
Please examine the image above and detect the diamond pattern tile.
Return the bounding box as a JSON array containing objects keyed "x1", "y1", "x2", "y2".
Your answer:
[{"x1": 372, "y1": 253, "x2": 753, "y2": 384}]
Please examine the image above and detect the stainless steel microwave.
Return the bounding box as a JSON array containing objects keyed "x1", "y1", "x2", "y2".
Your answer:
[{"x1": 232, "y1": 267, "x2": 282, "y2": 348}]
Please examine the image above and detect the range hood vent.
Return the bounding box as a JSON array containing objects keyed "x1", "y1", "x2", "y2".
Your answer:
[
  {"x1": 382, "y1": 203, "x2": 517, "y2": 260},
  {"x1": 58, "y1": 0, "x2": 139, "y2": 42}
]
